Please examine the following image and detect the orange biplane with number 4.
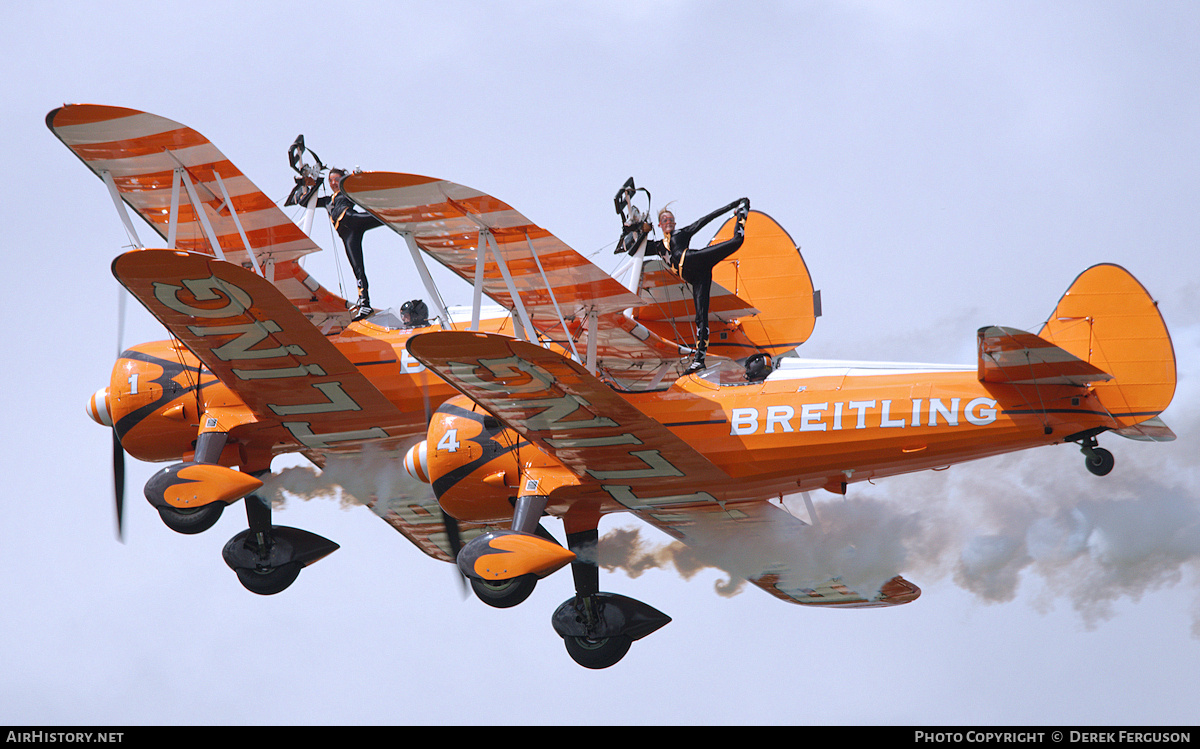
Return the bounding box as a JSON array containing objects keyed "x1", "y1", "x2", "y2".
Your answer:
[{"x1": 56, "y1": 104, "x2": 1176, "y2": 669}]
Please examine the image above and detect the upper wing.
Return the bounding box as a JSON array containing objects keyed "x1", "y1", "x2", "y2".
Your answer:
[
  {"x1": 342, "y1": 172, "x2": 688, "y2": 389},
  {"x1": 407, "y1": 331, "x2": 918, "y2": 607},
  {"x1": 49, "y1": 104, "x2": 349, "y2": 333},
  {"x1": 112, "y1": 249, "x2": 417, "y2": 455}
]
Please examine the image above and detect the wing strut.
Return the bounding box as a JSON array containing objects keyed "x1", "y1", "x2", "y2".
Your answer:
[
  {"x1": 480, "y1": 228, "x2": 537, "y2": 344},
  {"x1": 213, "y1": 171, "x2": 264, "y2": 277},
  {"x1": 586, "y1": 308, "x2": 598, "y2": 373},
  {"x1": 167, "y1": 168, "x2": 182, "y2": 249},
  {"x1": 470, "y1": 227, "x2": 486, "y2": 331},
  {"x1": 100, "y1": 170, "x2": 143, "y2": 249},
  {"x1": 526, "y1": 232, "x2": 583, "y2": 367},
  {"x1": 178, "y1": 168, "x2": 228, "y2": 263},
  {"x1": 400, "y1": 231, "x2": 452, "y2": 330}
]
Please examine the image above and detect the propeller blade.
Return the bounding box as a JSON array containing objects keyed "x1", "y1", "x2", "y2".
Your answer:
[
  {"x1": 442, "y1": 510, "x2": 468, "y2": 595},
  {"x1": 113, "y1": 287, "x2": 128, "y2": 542},
  {"x1": 113, "y1": 429, "x2": 126, "y2": 542}
]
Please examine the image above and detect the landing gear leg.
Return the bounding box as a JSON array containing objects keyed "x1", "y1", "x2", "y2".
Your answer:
[
  {"x1": 551, "y1": 526, "x2": 672, "y2": 670},
  {"x1": 222, "y1": 470, "x2": 339, "y2": 595}
]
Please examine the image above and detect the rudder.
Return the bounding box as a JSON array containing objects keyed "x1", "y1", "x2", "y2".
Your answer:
[
  {"x1": 710, "y1": 210, "x2": 820, "y2": 356},
  {"x1": 1038, "y1": 264, "x2": 1176, "y2": 429}
]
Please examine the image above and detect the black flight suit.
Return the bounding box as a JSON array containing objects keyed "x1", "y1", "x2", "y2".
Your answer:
[
  {"x1": 652, "y1": 198, "x2": 748, "y2": 369},
  {"x1": 321, "y1": 188, "x2": 383, "y2": 310}
]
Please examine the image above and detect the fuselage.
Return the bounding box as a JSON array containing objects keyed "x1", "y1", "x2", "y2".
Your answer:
[{"x1": 423, "y1": 357, "x2": 1115, "y2": 525}]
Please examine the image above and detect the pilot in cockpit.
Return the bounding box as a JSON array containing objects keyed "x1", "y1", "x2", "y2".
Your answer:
[{"x1": 400, "y1": 299, "x2": 430, "y2": 329}]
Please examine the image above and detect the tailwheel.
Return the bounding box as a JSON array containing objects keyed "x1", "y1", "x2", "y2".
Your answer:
[
  {"x1": 1077, "y1": 434, "x2": 1115, "y2": 477},
  {"x1": 156, "y1": 503, "x2": 224, "y2": 535},
  {"x1": 470, "y1": 574, "x2": 537, "y2": 609},
  {"x1": 1085, "y1": 446, "x2": 1115, "y2": 476},
  {"x1": 563, "y1": 634, "x2": 632, "y2": 670}
]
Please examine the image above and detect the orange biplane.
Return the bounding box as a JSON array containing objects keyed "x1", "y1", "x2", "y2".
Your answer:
[{"x1": 57, "y1": 104, "x2": 1176, "y2": 669}]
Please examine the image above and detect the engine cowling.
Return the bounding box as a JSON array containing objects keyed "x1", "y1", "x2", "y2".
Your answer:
[
  {"x1": 405, "y1": 395, "x2": 564, "y2": 524},
  {"x1": 89, "y1": 340, "x2": 219, "y2": 462}
]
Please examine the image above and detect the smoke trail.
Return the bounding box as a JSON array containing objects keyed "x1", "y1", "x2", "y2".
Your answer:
[
  {"x1": 258, "y1": 442, "x2": 434, "y2": 517},
  {"x1": 597, "y1": 435, "x2": 1200, "y2": 630}
]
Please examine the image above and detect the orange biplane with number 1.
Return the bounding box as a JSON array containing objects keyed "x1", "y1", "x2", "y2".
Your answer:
[{"x1": 57, "y1": 104, "x2": 1175, "y2": 670}]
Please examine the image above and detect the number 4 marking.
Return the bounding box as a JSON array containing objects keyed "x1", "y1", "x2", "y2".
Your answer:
[{"x1": 436, "y1": 428, "x2": 460, "y2": 453}]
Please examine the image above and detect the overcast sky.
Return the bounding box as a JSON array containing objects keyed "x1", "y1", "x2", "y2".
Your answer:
[{"x1": 3, "y1": 0, "x2": 1198, "y2": 726}]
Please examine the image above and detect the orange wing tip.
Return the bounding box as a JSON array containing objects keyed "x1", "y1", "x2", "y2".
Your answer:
[
  {"x1": 457, "y1": 530, "x2": 576, "y2": 581},
  {"x1": 760, "y1": 574, "x2": 921, "y2": 607},
  {"x1": 145, "y1": 462, "x2": 264, "y2": 509},
  {"x1": 877, "y1": 575, "x2": 922, "y2": 605}
]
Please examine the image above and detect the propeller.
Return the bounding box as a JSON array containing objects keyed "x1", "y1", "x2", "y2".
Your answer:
[
  {"x1": 113, "y1": 429, "x2": 126, "y2": 541},
  {"x1": 113, "y1": 288, "x2": 128, "y2": 542},
  {"x1": 418, "y1": 381, "x2": 468, "y2": 595},
  {"x1": 443, "y1": 510, "x2": 468, "y2": 594}
]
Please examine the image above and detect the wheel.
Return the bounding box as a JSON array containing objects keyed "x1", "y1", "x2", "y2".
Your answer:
[
  {"x1": 470, "y1": 574, "x2": 537, "y2": 609},
  {"x1": 234, "y1": 561, "x2": 302, "y2": 596},
  {"x1": 1085, "y1": 447, "x2": 1115, "y2": 476},
  {"x1": 157, "y1": 503, "x2": 224, "y2": 535},
  {"x1": 564, "y1": 635, "x2": 632, "y2": 670}
]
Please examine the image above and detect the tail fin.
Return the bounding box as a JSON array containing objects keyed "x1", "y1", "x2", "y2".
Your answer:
[
  {"x1": 1038, "y1": 264, "x2": 1176, "y2": 430},
  {"x1": 710, "y1": 210, "x2": 820, "y2": 356}
]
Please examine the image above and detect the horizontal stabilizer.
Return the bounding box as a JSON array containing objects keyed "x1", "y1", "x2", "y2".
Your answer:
[
  {"x1": 977, "y1": 326, "x2": 1112, "y2": 386},
  {"x1": 1113, "y1": 415, "x2": 1176, "y2": 442}
]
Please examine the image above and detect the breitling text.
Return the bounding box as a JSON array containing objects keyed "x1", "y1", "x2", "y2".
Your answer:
[{"x1": 729, "y1": 397, "x2": 998, "y2": 436}]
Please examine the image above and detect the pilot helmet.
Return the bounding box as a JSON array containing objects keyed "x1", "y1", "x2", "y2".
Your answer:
[
  {"x1": 401, "y1": 299, "x2": 429, "y2": 326},
  {"x1": 744, "y1": 352, "x2": 773, "y2": 382}
]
